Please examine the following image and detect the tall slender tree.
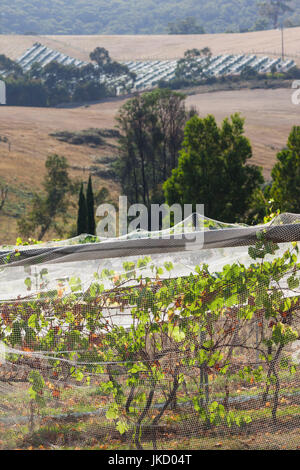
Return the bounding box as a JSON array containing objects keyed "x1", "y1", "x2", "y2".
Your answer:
[
  {"x1": 86, "y1": 175, "x2": 96, "y2": 235},
  {"x1": 77, "y1": 183, "x2": 88, "y2": 235},
  {"x1": 116, "y1": 88, "x2": 187, "y2": 207},
  {"x1": 270, "y1": 126, "x2": 300, "y2": 212}
]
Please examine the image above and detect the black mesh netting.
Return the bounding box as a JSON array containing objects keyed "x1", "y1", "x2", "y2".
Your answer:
[{"x1": 1, "y1": 213, "x2": 300, "y2": 450}]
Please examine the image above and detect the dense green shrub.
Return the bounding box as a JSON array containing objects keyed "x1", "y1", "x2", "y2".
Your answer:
[
  {"x1": 5, "y1": 77, "x2": 48, "y2": 107},
  {"x1": 1, "y1": 234, "x2": 300, "y2": 448}
]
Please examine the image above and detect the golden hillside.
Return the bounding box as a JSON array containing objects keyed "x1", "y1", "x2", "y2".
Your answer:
[{"x1": 1, "y1": 28, "x2": 300, "y2": 63}]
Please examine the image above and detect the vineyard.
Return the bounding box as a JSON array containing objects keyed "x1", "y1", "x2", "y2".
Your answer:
[
  {"x1": 1, "y1": 214, "x2": 300, "y2": 450},
  {"x1": 11, "y1": 42, "x2": 296, "y2": 95}
]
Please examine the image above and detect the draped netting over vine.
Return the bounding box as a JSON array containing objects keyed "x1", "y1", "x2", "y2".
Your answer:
[{"x1": 2, "y1": 213, "x2": 300, "y2": 450}]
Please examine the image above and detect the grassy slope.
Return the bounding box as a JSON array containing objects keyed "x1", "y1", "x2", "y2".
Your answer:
[
  {"x1": 0, "y1": 30, "x2": 299, "y2": 243},
  {"x1": 0, "y1": 100, "x2": 122, "y2": 244},
  {"x1": 1, "y1": 28, "x2": 300, "y2": 63},
  {"x1": 0, "y1": 87, "x2": 297, "y2": 243}
]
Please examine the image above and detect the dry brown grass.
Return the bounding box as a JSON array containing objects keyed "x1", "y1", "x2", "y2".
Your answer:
[
  {"x1": 186, "y1": 87, "x2": 298, "y2": 176},
  {"x1": 1, "y1": 28, "x2": 300, "y2": 63},
  {"x1": 0, "y1": 99, "x2": 123, "y2": 243},
  {"x1": 0, "y1": 87, "x2": 298, "y2": 244}
]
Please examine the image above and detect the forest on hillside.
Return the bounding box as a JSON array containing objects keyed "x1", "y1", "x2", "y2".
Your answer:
[{"x1": 1, "y1": 0, "x2": 300, "y2": 35}]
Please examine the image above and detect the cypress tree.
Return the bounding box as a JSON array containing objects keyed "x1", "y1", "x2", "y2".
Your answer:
[
  {"x1": 86, "y1": 175, "x2": 96, "y2": 235},
  {"x1": 77, "y1": 183, "x2": 88, "y2": 235}
]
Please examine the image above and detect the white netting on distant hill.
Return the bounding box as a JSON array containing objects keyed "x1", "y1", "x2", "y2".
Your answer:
[{"x1": 1, "y1": 213, "x2": 300, "y2": 450}]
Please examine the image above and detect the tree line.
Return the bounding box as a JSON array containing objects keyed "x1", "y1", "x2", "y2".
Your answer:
[
  {"x1": 0, "y1": 48, "x2": 134, "y2": 107},
  {"x1": 1, "y1": 0, "x2": 299, "y2": 35},
  {"x1": 158, "y1": 46, "x2": 300, "y2": 91},
  {"x1": 114, "y1": 87, "x2": 300, "y2": 226}
]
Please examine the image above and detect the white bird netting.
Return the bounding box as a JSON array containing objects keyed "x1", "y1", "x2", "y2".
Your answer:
[{"x1": 1, "y1": 213, "x2": 300, "y2": 450}]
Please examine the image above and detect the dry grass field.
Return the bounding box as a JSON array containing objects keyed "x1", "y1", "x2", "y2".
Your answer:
[
  {"x1": 0, "y1": 87, "x2": 298, "y2": 243},
  {"x1": 1, "y1": 28, "x2": 300, "y2": 63},
  {"x1": 0, "y1": 99, "x2": 123, "y2": 243}
]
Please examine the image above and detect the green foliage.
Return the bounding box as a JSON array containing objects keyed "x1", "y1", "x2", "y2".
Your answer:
[
  {"x1": 1, "y1": 48, "x2": 131, "y2": 107},
  {"x1": 1, "y1": 58, "x2": 109, "y2": 107},
  {"x1": 258, "y1": 0, "x2": 295, "y2": 29},
  {"x1": 270, "y1": 126, "x2": 300, "y2": 213},
  {"x1": 116, "y1": 88, "x2": 187, "y2": 207},
  {"x1": 5, "y1": 76, "x2": 48, "y2": 107},
  {"x1": 50, "y1": 128, "x2": 119, "y2": 147},
  {"x1": 244, "y1": 186, "x2": 276, "y2": 225},
  {"x1": 1, "y1": 0, "x2": 300, "y2": 34},
  {"x1": 174, "y1": 48, "x2": 212, "y2": 83},
  {"x1": 167, "y1": 17, "x2": 205, "y2": 34},
  {"x1": 240, "y1": 65, "x2": 259, "y2": 80},
  {"x1": 163, "y1": 113, "x2": 264, "y2": 222},
  {"x1": 90, "y1": 47, "x2": 135, "y2": 82},
  {"x1": 0, "y1": 54, "x2": 23, "y2": 76},
  {"x1": 2, "y1": 234, "x2": 300, "y2": 447},
  {"x1": 76, "y1": 177, "x2": 96, "y2": 236},
  {"x1": 28, "y1": 370, "x2": 45, "y2": 406},
  {"x1": 28, "y1": 56, "x2": 116, "y2": 106},
  {"x1": 18, "y1": 154, "x2": 74, "y2": 240}
]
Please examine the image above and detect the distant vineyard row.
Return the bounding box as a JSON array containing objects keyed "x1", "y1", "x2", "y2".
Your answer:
[{"x1": 12, "y1": 43, "x2": 297, "y2": 95}]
